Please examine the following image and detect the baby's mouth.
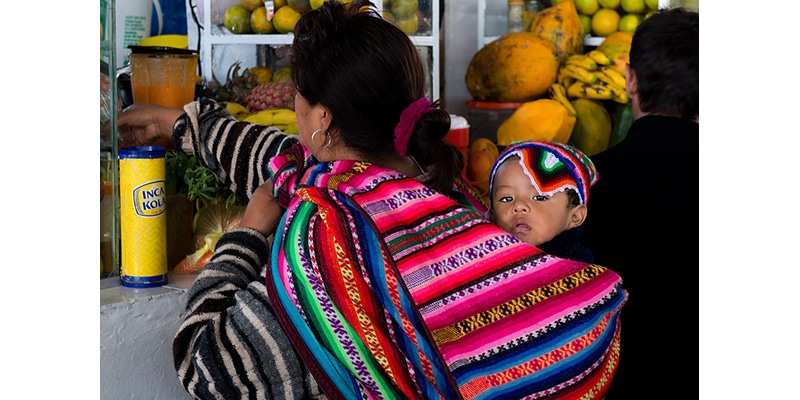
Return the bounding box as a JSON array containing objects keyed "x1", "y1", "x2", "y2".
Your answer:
[{"x1": 512, "y1": 220, "x2": 531, "y2": 233}]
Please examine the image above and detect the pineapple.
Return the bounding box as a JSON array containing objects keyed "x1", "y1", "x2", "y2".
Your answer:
[
  {"x1": 242, "y1": 82, "x2": 297, "y2": 112},
  {"x1": 204, "y1": 61, "x2": 260, "y2": 104}
]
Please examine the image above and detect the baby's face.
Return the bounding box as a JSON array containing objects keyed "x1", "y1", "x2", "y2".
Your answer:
[{"x1": 490, "y1": 158, "x2": 576, "y2": 246}]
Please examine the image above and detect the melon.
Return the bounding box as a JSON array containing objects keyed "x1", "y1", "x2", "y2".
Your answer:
[
  {"x1": 567, "y1": 98, "x2": 612, "y2": 157},
  {"x1": 528, "y1": 0, "x2": 585, "y2": 63},
  {"x1": 465, "y1": 32, "x2": 560, "y2": 103},
  {"x1": 496, "y1": 99, "x2": 576, "y2": 146}
]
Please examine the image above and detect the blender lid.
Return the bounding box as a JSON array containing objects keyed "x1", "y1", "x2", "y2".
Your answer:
[{"x1": 128, "y1": 45, "x2": 197, "y2": 55}]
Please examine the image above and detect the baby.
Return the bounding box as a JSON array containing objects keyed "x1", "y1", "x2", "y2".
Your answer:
[{"x1": 487, "y1": 141, "x2": 598, "y2": 263}]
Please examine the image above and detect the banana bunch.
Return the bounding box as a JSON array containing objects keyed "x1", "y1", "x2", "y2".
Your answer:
[
  {"x1": 557, "y1": 51, "x2": 628, "y2": 104},
  {"x1": 242, "y1": 108, "x2": 299, "y2": 134},
  {"x1": 548, "y1": 82, "x2": 577, "y2": 117}
]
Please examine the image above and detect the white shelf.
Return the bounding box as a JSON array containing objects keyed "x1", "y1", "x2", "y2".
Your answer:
[
  {"x1": 477, "y1": 0, "x2": 672, "y2": 50},
  {"x1": 196, "y1": 0, "x2": 440, "y2": 102}
]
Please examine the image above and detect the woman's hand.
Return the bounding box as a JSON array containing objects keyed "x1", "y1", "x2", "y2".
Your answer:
[
  {"x1": 118, "y1": 104, "x2": 184, "y2": 146},
  {"x1": 240, "y1": 180, "x2": 283, "y2": 237}
]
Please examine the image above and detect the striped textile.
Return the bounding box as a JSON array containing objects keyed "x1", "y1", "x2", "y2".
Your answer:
[
  {"x1": 174, "y1": 98, "x2": 300, "y2": 200},
  {"x1": 267, "y1": 150, "x2": 628, "y2": 400},
  {"x1": 171, "y1": 99, "x2": 325, "y2": 399}
]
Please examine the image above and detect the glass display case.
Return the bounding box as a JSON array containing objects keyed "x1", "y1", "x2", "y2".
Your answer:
[
  {"x1": 187, "y1": 0, "x2": 441, "y2": 101},
  {"x1": 101, "y1": 0, "x2": 121, "y2": 285},
  {"x1": 477, "y1": 0, "x2": 676, "y2": 49}
]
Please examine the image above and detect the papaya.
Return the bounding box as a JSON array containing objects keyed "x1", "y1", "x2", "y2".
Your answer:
[
  {"x1": 609, "y1": 102, "x2": 633, "y2": 148},
  {"x1": 496, "y1": 99, "x2": 576, "y2": 146},
  {"x1": 567, "y1": 98, "x2": 612, "y2": 157},
  {"x1": 465, "y1": 32, "x2": 560, "y2": 103},
  {"x1": 597, "y1": 32, "x2": 633, "y2": 75},
  {"x1": 528, "y1": 0, "x2": 584, "y2": 63}
]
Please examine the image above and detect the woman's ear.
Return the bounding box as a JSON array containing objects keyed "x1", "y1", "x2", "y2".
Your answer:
[{"x1": 567, "y1": 204, "x2": 587, "y2": 229}]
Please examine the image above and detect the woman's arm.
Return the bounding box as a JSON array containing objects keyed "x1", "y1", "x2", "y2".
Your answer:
[
  {"x1": 172, "y1": 227, "x2": 322, "y2": 400},
  {"x1": 174, "y1": 99, "x2": 300, "y2": 200},
  {"x1": 119, "y1": 99, "x2": 300, "y2": 200}
]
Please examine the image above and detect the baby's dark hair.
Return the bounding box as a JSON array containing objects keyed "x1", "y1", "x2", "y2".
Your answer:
[{"x1": 565, "y1": 189, "x2": 580, "y2": 208}]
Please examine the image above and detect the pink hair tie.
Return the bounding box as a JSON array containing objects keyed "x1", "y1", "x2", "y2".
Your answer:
[{"x1": 394, "y1": 98, "x2": 435, "y2": 156}]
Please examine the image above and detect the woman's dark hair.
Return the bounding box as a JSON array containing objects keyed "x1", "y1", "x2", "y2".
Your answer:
[{"x1": 291, "y1": 0, "x2": 460, "y2": 194}]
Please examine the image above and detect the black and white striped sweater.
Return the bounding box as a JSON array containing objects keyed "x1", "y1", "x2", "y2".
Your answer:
[{"x1": 170, "y1": 99, "x2": 324, "y2": 399}]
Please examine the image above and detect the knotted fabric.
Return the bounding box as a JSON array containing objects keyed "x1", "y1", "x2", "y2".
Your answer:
[{"x1": 394, "y1": 98, "x2": 436, "y2": 156}]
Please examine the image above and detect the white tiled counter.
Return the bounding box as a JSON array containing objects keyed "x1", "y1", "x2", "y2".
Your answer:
[{"x1": 100, "y1": 272, "x2": 199, "y2": 400}]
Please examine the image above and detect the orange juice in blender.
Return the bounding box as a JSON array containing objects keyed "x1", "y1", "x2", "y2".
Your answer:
[{"x1": 129, "y1": 46, "x2": 198, "y2": 148}]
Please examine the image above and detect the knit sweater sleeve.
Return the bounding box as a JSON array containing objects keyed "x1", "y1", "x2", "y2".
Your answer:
[
  {"x1": 172, "y1": 99, "x2": 300, "y2": 200},
  {"x1": 172, "y1": 227, "x2": 324, "y2": 400}
]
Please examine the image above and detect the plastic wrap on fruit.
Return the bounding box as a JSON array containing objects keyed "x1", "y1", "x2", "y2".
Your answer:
[{"x1": 173, "y1": 202, "x2": 245, "y2": 274}]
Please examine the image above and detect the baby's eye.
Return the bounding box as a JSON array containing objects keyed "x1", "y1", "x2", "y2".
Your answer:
[
  {"x1": 498, "y1": 196, "x2": 513, "y2": 203},
  {"x1": 533, "y1": 195, "x2": 548, "y2": 201}
]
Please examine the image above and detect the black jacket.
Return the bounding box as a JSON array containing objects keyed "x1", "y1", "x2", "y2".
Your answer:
[
  {"x1": 537, "y1": 225, "x2": 594, "y2": 264},
  {"x1": 582, "y1": 115, "x2": 699, "y2": 398}
]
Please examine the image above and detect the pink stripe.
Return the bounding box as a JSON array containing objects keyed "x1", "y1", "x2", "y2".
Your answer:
[
  {"x1": 422, "y1": 255, "x2": 579, "y2": 328},
  {"x1": 437, "y1": 270, "x2": 621, "y2": 362}
]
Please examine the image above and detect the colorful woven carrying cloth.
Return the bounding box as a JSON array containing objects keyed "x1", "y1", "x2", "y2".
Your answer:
[
  {"x1": 266, "y1": 144, "x2": 626, "y2": 400},
  {"x1": 489, "y1": 141, "x2": 598, "y2": 206}
]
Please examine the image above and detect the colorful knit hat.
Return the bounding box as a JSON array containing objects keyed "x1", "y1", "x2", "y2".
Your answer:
[{"x1": 488, "y1": 141, "x2": 598, "y2": 206}]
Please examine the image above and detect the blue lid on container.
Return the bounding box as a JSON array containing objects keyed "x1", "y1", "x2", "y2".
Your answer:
[{"x1": 119, "y1": 146, "x2": 166, "y2": 159}]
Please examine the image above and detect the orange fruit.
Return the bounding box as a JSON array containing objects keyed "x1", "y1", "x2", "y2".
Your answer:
[
  {"x1": 248, "y1": 66, "x2": 273, "y2": 84},
  {"x1": 598, "y1": 0, "x2": 620, "y2": 8},
  {"x1": 575, "y1": 0, "x2": 599, "y2": 16},
  {"x1": 394, "y1": 12, "x2": 419, "y2": 35},
  {"x1": 579, "y1": 14, "x2": 592, "y2": 36},
  {"x1": 224, "y1": 5, "x2": 253, "y2": 34},
  {"x1": 273, "y1": 5, "x2": 302, "y2": 34},
  {"x1": 240, "y1": 0, "x2": 264, "y2": 12},
  {"x1": 591, "y1": 8, "x2": 620, "y2": 37},
  {"x1": 618, "y1": 13, "x2": 642, "y2": 33},
  {"x1": 621, "y1": 0, "x2": 645, "y2": 14},
  {"x1": 597, "y1": 31, "x2": 633, "y2": 74},
  {"x1": 467, "y1": 150, "x2": 497, "y2": 193},
  {"x1": 250, "y1": 6, "x2": 276, "y2": 34},
  {"x1": 469, "y1": 138, "x2": 500, "y2": 158}
]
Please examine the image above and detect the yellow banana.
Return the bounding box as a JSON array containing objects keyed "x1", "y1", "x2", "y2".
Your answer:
[
  {"x1": 560, "y1": 64, "x2": 598, "y2": 84},
  {"x1": 567, "y1": 81, "x2": 615, "y2": 101},
  {"x1": 269, "y1": 109, "x2": 297, "y2": 126},
  {"x1": 243, "y1": 109, "x2": 275, "y2": 126},
  {"x1": 565, "y1": 54, "x2": 597, "y2": 71},
  {"x1": 549, "y1": 83, "x2": 577, "y2": 117},
  {"x1": 598, "y1": 66, "x2": 626, "y2": 88},
  {"x1": 593, "y1": 80, "x2": 628, "y2": 104},
  {"x1": 587, "y1": 50, "x2": 612, "y2": 66},
  {"x1": 281, "y1": 122, "x2": 299, "y2": 135},
  {"x1": 594, "y1": 70, "x2": 626, "y2": 92},
  {"x1": 221, "y1": 101, "x2": 250, "y2": 120}
]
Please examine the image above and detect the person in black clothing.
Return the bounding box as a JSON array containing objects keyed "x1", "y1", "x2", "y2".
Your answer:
[
  {"x1": 488, "y1": 140, "x2": 598, "y2": 263},
  {"x1": 581, "y1": 7, "x2": 699, "y2": 397}
]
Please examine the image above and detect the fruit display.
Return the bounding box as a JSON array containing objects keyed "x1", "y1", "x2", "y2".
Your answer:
[
  {"x1": 571, "y1": 0, "x2": 660, "y2": 37},
  {"x1": 462, "y1": 9, "x2": 636, "y2": 190},
  {"x1": 220, "y1": 0, "x2": 430, "y2": 36}
]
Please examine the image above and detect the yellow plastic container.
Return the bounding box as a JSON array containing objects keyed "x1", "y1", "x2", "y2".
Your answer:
[{"x1": 119, "y1": 146, "x2": 168, "y2": 288}]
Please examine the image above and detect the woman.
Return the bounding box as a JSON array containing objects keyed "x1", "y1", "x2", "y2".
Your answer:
[
  {"x1": 250, "y1": 2, "x2": 626, "y2": 399},
  {"x1": 120, "y1": 2, "x2": 627, "y2": 399}
]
